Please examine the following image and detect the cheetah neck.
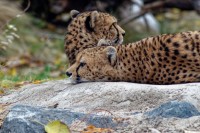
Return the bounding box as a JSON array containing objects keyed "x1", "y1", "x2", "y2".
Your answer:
[{"x1": 113, "y1": 41, "x2": 153, "y2": 83}]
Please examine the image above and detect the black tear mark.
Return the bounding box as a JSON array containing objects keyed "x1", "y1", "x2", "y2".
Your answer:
[
  {"x1": 108, "y1": 54, "x2": 112, "y2": 64},
  {"x1": 76, "y1": 63, "x2": 82, "y2": 78},
  {"x1": 85, "y1": 16, "x2": 94, "y2": 32}
]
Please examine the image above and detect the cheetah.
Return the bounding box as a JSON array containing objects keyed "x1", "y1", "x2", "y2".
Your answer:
[
  {"x1": 66, "y1": 31, "x2": 200, "y2": 84},
  {"x1": 65, "y1": 10, "x2": 125, "y2": 65}
]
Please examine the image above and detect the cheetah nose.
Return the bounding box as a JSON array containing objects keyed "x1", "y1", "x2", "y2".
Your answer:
[
  {"x1": 122, "y1": 32, "x2": 125, "y2": 36},
  {"x1": 66, "y1": 71, "x2": 72, "y2": 77}
]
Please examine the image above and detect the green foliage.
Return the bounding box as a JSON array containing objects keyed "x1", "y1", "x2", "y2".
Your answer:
[{"x1": 0, "y1": 15, "x2": 67, "y2": 89}]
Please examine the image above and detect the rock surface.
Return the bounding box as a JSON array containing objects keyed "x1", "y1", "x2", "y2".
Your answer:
[
  {"x1": 1, "y1": 80, "x2": 200, "y2": 132},
  {"x1": 1, "y1": 105, "x2": 121, "y2": 133}
]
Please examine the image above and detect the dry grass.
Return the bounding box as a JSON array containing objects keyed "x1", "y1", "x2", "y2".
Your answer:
[{"x1": 0, "y1": 1, "x2": 20, "y2": 31}]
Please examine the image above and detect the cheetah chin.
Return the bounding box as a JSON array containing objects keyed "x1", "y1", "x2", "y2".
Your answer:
[{"x1": 68, "y1": 75, "x2": 89, "y2": 84}]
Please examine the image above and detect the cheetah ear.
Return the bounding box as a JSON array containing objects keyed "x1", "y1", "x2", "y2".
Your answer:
[
  {"x1": 90, "y1": 11, "x2": 99, "y2": 28},
  {"x1": 70, "y1": 10, "x2": 80, "y2": 19},
  {"x1": 104, "y1": 46, "x2": 117, "y2": 66},
  {"x1": 85, "y1": 11, "x2": 99, "y2": 32}
]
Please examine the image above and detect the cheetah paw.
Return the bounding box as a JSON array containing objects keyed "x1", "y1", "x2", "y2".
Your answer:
[{"x1": 97, "y1": 39, "x2": 111, "y2": 46}]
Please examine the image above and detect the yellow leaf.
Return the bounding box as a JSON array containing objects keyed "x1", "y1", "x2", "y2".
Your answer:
[
  {"x1": 45, "y1": 120, "x2": 70, "y2": 133},
  {"x1": 33, "y1": 80, "x2": 41, "y2": 84},
  {"x1": 54, "y1": 58, "x2": 61, "y2": 65},
  {"x1": 195, "y1": 20, "x2": 200, "y2": 27},
  {"x1": 171, "y1": 8, "x2": 181, "y2": 14},
  {"x1": 156, "y1": 14, "x2": 164, "y2": 21},
  {"x1": 15, "y1": 81, "x2": 31, "y2": 87},
  {"x1": 0, "y1": 89, "x2": 4, "y2": 94},
  {"x1": 0, "y1": 80, "x2": 14, "y2": 88},
  {"x1": 10, "y1": 68, "x2": 17, "y2": 76},
  {"x1": 82, "y1": 125, "x2": 113, "y2": 133}
]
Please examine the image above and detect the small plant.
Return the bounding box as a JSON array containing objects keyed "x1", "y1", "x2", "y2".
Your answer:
[
  {"x1": 0, "y1": 0, "x2": 21, "y2": 50},
  {"x1": 0, "y1": 24, "x2": 20, "y2": 50}
]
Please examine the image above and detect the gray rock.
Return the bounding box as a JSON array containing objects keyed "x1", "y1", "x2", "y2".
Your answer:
[
  {"x1": 1, "y1": 80, "x2": 200, "y2": 132},
  {"x1": 146, "y1": 101, "x2": 200, "y2": 118},
  {"x1": 1, "y1": 105, "x2": 125, "y2": 133}
]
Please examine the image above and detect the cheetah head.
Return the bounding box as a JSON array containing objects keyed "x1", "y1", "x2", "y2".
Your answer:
[
  {"x1": 66, "y1": 46, "x2": 118, "y2": 83},
  {"x1": 68, "y1": 10, "x2": 125, "y2": 45}
]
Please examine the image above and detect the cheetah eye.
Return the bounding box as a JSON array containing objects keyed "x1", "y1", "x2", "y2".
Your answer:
[{"x1": 80, "y1": 62, "x2": 86, "y2": 67}]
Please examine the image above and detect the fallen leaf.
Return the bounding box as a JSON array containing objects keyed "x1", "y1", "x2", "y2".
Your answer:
[
  {"x1": 15, "y1": 81, "x2": 31, "y2": 87},
  {"x1": 82, "y1": 125, "x2": 113, "y2": 133},
  {"x1": 33, "y1": 80, "x2": 42, "y2": 84},
  {"x1": 0, "y1": 89, "x2": 4, "y2": 94},
  {"x1": 0, "y1": 79, "x2": 14, "y2": 88},
  {"x1": 10, "y1": 68, "x2": 17, "y2": 76},
  {"x1": 54, "y1": 58, "x2": 61, "y2": 65},
  {"x1": 45, "y1": 120, "x2": 70, "y2": 133}
]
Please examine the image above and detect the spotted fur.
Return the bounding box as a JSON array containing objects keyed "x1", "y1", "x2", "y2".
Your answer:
[
  {"x1": 66, "y1": 31, "x2": 200, "y2": 84},
  {"x1": 65, "y1": 10, "x2": 125, "y2": 65}
]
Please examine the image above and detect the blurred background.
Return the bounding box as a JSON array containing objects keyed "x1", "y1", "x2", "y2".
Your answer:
[{"x1": 0, "y1": 0, "x2": 200, "y2": 91}]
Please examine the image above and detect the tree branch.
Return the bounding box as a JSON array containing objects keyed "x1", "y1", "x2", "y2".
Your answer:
[{"x1": 119, "y1": 0, "x2": 174, "y2": 26}]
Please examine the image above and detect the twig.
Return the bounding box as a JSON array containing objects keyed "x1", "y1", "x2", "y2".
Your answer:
[
  {"x1": 22, "y1": 0, "x2": 31, "y2": 13},
  {"x1": 119, "y1": 0, "x2": 174, "y2": 26}
]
